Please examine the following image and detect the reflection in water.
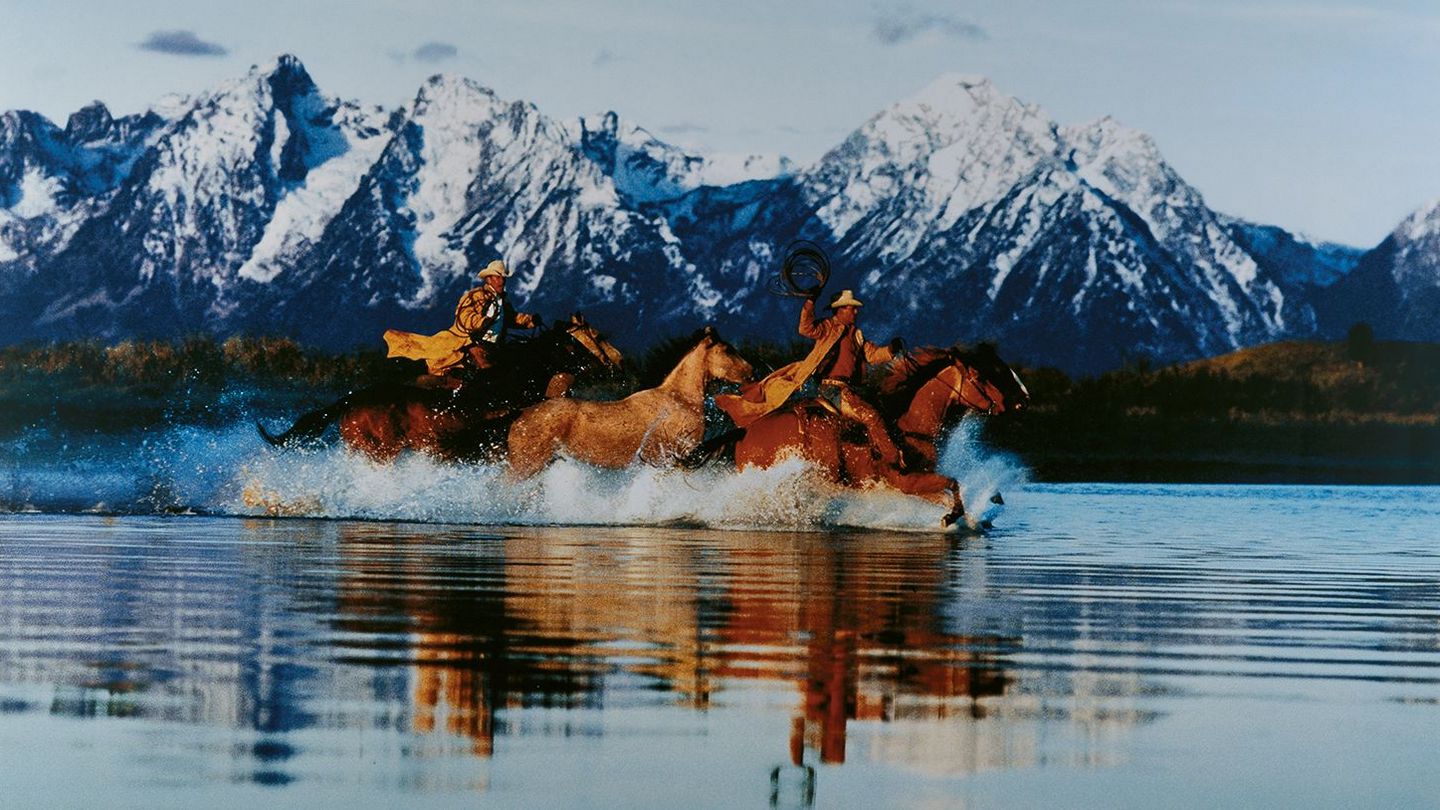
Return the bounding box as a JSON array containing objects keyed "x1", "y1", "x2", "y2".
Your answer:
[
  {"x1": 3, "y1": 485, "x2": 1439, "y2": 806},
  {"x1": 332, "y1": 525, "x2": 1020, "y2": 768}
]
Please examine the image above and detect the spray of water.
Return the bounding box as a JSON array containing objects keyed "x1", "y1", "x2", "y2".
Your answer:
[{"x1": 4, "y1": 415, "x2": 1030, "y2": 531}]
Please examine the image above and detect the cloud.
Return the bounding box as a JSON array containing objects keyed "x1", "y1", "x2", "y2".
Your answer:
[
  {"x1": 412, "y1": 41, "x2": 458, "y2": 63},
  {"x1": 659, "y1": 122, "x2": 709, "y2": 135},
  {"x1": 137, "y1": 30, "x2": 229, "y2": 57},
  {"x1": 872, "y1": 9, "x2": 987, "y2": 45}
]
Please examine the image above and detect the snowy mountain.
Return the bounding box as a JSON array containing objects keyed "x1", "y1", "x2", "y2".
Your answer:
[
  {"x1": 0, "y1": 55, "x2": 392, "y2": 341},
  {"x1": 1222, "y1": 218, "x2": 1362, "y2": 291},
  {"x1": 0, "y1": 102, "x2": 167, "y2": 276},
  {"x1": 0, "y1": 57, "x2": 1385, "y2": 371},
  {"x1": 271, "y1": 73, "x2": 710, "y2": 348},
  {"x1": 662, "y1": 75, "x2": 1341, "y2": 370},
  {"x1": 575, "y1": 111, "x2": 792, "y2": 206},
  {"x1": 1316, "y1": 200, "x2": 1440, "y2": 341}
]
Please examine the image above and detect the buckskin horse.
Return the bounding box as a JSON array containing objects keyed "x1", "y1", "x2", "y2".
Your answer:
[
  {"x1": 699, "y1": 343, "x2": 1028, "y2": 526},
  {"x1": 257, "y1": 313, "x2": 623, "y2": 462},
  {"x1": 506, "y1": 327, "x2": 753, "y2": 478}
]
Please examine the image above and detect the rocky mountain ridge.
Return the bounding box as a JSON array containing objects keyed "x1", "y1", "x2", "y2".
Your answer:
[{"x1": 1, "y1": 55, "x2": 1408, "y2": 373}]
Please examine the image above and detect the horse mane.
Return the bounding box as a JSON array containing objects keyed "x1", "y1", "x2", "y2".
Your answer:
[
  {"x1": 636, "y1": 326, "x2": 723, "y2": 386},
  {"x1": 872, "y1": 346, "x2": 955, "y2": 414}
]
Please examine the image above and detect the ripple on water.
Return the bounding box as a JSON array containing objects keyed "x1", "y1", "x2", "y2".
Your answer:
[{"x1": 0, "y1": 485, "x2": 1437, "y2": 807}]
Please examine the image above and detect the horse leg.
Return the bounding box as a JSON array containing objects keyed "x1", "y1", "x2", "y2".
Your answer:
[
  {"x1": 506, "y1": 407, "x2": 566, "y2": 479},
  {"x1": 902, "y1": 435, "x2": 939, "y2": 469},
  {"x1": 880, "y1": 467, "x2": 966, "y2": 526}
]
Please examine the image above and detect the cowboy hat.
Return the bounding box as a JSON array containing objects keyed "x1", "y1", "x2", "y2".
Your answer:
[
  {"x1": 829, "y1": 289, "x2": 863, "y2": 309},
  {"x1": 477, "y1": 259, "x2": 511, "y2": 279}
]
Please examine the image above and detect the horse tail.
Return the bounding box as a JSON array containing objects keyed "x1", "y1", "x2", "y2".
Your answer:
[
  {"x1": 679, "y1": 427, "x2": 747, "y2": 469},
  {"x1": 256, "y1": 396, "x2": 352, "y2": 449}
]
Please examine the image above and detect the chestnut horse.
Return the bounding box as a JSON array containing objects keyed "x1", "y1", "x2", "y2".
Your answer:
[
  {"x1": 258, "y1": 314, "x2": 623, "y2": 462},
  {"x1": 507, "y1": 327, "x2": 753, "y2": 478},
  {"x1": 721, "y1": 344, "x2": 1028, "y2": 526}
]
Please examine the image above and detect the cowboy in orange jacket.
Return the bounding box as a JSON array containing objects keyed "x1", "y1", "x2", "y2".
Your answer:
[
  {"x1": 383, "y1": 259, "x2": 540, "y2": 382},
  {"x1": 715, "y1": 288, "x2": 905, "y2": 466}
]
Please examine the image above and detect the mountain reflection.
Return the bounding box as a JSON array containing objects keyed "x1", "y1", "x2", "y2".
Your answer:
[{"x1": 334, "y1": 525, "x2": 1019, "y2": 765}]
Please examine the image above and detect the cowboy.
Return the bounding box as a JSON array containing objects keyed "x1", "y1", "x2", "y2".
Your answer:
[
  {"x1": 715, "y1": 288, "x2": 906, "y2": 467},
  {"x1": 383, "y1": 259, "x2": 541, "y2": 385}
]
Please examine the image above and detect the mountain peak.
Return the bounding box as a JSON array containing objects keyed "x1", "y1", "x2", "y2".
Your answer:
[
  {"x1": 1063, "y1": 115, "x2": 1162, "y2": 171},
  {"x1": 413, "y1": 73, "x2": 505, "y2": 117},
  {"x1": 866, "y1": 72, "x2": 1051, "y2": 153},
  {"x1": 1397, "y1": 197, "x2": 1440, "y2": 242},
  {"x1": 898, "y1": 73, "x2": 1010, "y2": 117},
  {"x1": 64, "y1": 101, "x2": 114, "y2": 142},
  {"x1": 255, "y1": 53, "x2": 309, "y2": 78},
  {"x1": 251, "y1": 53, "x2": 317, "y2": 99}
]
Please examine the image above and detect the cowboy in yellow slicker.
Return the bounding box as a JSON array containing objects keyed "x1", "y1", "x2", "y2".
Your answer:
[
  {"x1": 715, "y1": 288, "x2": 906, "y2": 467},
  {"x1": 383, "y1": 259, "x2": 540, "y2": 384}
]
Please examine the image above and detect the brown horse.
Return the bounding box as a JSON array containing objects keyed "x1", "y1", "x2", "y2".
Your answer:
[
  {"x1": 258, "y1": 314, "x2": 623, "y2": 462},
  {"x1": 507, "y1": 327, "x2": 753, "y2": 478},
  {"x1": 724, "y1": 343, "x2": 1028, "y2": 526}
]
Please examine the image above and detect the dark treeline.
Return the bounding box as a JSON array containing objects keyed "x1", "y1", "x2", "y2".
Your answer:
[
  {"x1": 2, "y1": 332, "x2": 1436, "y2": 483},
  {"x1": 991, "y1": 333, "x2": 1440, "y2": 483}
]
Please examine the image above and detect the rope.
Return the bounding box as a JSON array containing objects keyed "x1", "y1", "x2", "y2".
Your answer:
[{"x1": 767, "y1": 240, "x2": 832, "y2": 298}]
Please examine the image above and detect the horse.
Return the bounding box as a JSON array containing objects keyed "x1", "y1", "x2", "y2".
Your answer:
[
  {"x1": 506, "y1": 327, "x2": 754, "y2": 478},
  {"x1": 876, "y1": 343, "x2": 1030, "y2": 467},
  {"x1": 257, "y1": 313, "x2": 623, "y2": 462},
  {"x1": 711, "y1": 343, "x2": 1028, "y2": 526}
]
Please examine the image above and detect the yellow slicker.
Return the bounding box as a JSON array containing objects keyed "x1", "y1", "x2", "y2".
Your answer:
[
  {"x1": 714, "y1": 298, "x2": 892, "y2": 428},
  {"x1": 383, "y1": 286, "x2": 534, "y2": 375}
]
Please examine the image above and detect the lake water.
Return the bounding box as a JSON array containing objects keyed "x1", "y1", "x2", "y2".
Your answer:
[{"x1": 1, "y1": 484, "x2": 1437, "y2": 808}]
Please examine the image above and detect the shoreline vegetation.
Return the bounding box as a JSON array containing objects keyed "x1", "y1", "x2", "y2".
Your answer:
[{"x1": 1, "y1": 333, "x2": 1436, "y2": 485}]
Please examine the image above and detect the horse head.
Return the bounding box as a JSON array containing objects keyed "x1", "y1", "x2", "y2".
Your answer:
[
  {"x1": 561, "y1": 312, "x2": 624, "y2": 374},
  {"x1": 697, "y1": 326, "x2": 753, "y2": 384},
  {"x1": 946, "y1": 343, "x2": 1030, "y2": 415},
  {"x1": 880, "y1": 343, "x2": 1029, "y2": 422}
]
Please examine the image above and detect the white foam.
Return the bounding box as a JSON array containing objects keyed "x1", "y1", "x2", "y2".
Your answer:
[
  {"x1": 5, "y1": 414, "x2": 1028, "y2": 531},
  {"x1": 228, "y1": 414, "x2": 1028, "y2": 532}
]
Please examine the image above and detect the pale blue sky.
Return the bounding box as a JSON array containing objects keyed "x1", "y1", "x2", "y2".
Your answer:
[{"x1": 3, "y1": 0, "x2": 1437, "y2": 246}]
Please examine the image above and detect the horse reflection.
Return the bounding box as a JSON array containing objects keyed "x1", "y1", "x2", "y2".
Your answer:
[{"x1": 333, "y1": 526, "x2": 1017, "y2": 766}]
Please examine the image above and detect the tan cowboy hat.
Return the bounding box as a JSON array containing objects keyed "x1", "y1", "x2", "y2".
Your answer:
[
  {"x1": 829, "y1": 289, "x2": 863, "y2": 309},
  {"x1": 477, "y1": 259, "x2": 511, "y2": 279}
]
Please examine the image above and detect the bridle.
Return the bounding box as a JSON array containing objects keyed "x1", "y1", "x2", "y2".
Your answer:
[{"x1": 934, "y1": 362, "x2": 1001, "y2": 416}]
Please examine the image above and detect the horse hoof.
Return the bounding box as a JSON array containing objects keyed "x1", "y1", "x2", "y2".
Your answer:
[{"x1": 990, "y1": 492, "x2": 1005, "y2": 505}]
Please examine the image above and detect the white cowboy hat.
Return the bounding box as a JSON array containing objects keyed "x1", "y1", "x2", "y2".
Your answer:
[
  {"x1": 477, "y1": 259, "x2": 511, "y2": 279},
  {"x1": 829, "y1": 289, "x2": 863, "y2": 308}
]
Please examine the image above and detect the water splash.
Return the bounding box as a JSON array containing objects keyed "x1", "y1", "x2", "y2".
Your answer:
[
  {"x1": 938, "y1": 413, "x2": 1031, "y2": 526},
  {"x1": 4, "y1": 415, "x2": 1029, "y2": 531}
]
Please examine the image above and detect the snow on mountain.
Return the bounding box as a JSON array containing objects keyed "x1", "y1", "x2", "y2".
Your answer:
[
  {"x1": 662, "y1": 74, "x2": 1323, "y2": 370},
  {"x1": 805, "y1": 74, "x2": 1060, "y2": 261},
  {"x1": 2, "y1": 55, "x2": 403, "y2": 341},
  {"x1": 1221, "y1": 217, "x2": 1362, "y2": 290},
  {"x1": 1318, "y1": 199, "x2": 1440, "y2": 341},
  {"x1": 576, "y1": 111, "x2": 792, "y2": 206},
  {"x1": 0, "y1": 56, "x2": 1385, "y2": 369},
  {"x1": 0, "y1": 103, "x2": 166, "y2": 271},
  {"x1": 269, "y1": 73, "x2": 709, "y2": 348},
  {"x1": 1062, "y1": 116, "x2": 1290, "y2": 340}
]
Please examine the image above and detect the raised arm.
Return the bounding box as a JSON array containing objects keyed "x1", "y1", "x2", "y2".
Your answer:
[{"x1": 798, "y1": 298, "x2": 827, "y2": 339}]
